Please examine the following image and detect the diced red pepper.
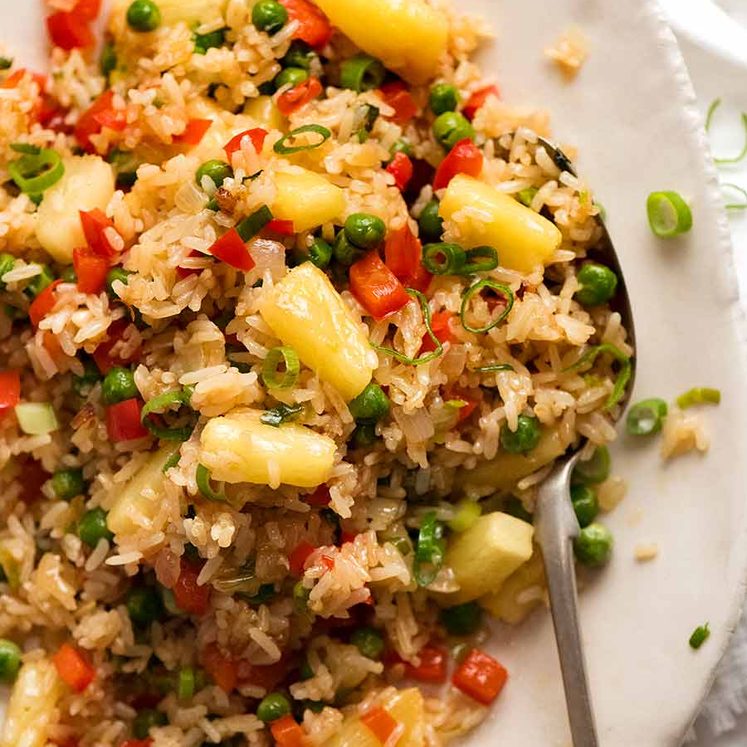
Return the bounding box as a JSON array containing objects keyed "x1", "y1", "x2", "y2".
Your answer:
[
  {"x1": 288, "y1": 540, "x2": 316, "y2": 576},
  {"x1": 420, "y1": 310, "x2": 456, "y2": 353},
  {"x1": 29, "y1": 279, "x2": 62, "y2": 328},
  {"x1": 120, "y1": 741, "x2": 152, "y2": 747},
  {"x1": 304, "y1": 484, "x2": 330, "y2": 507},
  {"x1": 276, "y1": 77, "x2": 322, "y2": 117},
  {"x1": 349, "y1": 251, "x2": 410, "y2": 321},
  {"x1": 75, "y1": 0, "x2": 102, "y2": 20},
  {"x1": 270, "y1": 715, "x2": 306, "y2": 747},
  {"x1": 47, "y1": 11, "x2": 94, "y2": 50},
  {"x1": 265, "y1": 218, "x2": 295, "y2": 235},
  {"x1": 73, "y1": 247, "x2": 109, "y2": 295},
  {"x1": 17, "y1": 457, "x2": 50, "y2": 504},
  {"x1": 80, "y1": 209, "x2": 119, "y2": 259},
  {"x1": 172, "y1": 558, "x2": 211, "y2": 616},
  {"x1": 92, "y1": 319, "x2": 139, "y2": 374},
  {"x1": 0, "y1": 370, "x2": 21, "y2": 413},
  {"x1": 404, "y1": 645, "x2": 448, "y2": 683},
  {"x1": 386, "y1": 152, "x2": 413, "y2": 192},
  {"x1": 75, "y1": 90, "x2": 126, "y2": 153},
  {"x1": 384, "y1": 224, "x2": 422, "y2": 284},
  {"x1": 201, "y1": 642, "x2": 239, "y2": 693},
  {"x1": 451, "y1": 648, "x2": 508, "y2": 705},
  {"x1": 236, "y1": 657, "x2": 292, "y2": 691},
  {"x1": 173, "y1": 118, "x2": 212, "y2": 146},
  {"x1": 340, "y1": 530, "x2": 357, "y2": 545},
  {"x1": 208, "y1": 228, "x2": 255, "y2": 272},
  {"x1": 223, "y1": 127, "x2": 268, "y2": 160},
  {"x1": 0, "y1": 69, "x2": 46, "y2": 91},
  {"x1": 279, "y1": 0, "x2": 332, "y2": 49},
  {"x1": 361, "y1": 706, "x2": 399, "y2": 744},
  {"x1": 433, "y1": 138, "x2": 483, "y2": 192},
  {"x1": 378, "y1": 80, "x2": 418, "y2": 126},
  {"x1": 52, "y1": 643, "x2": 95, "y2": 693},
  {"x1": 106, "y1": 398, "x2": 149, "y2": 442},
  {"x1": 463, "y1": 85, "x2": 500, "y2": 121}
]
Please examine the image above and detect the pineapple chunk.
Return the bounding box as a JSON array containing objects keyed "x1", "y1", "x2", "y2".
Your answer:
[
  {"x1": 328, "y1": 688, "x2": 425, "y2": 747},
  {"x1": 107, "y1": 446, "x2": 178, "y2": 536},
  {"x1": 439, "y1": 174, "x2": 562, "y2": 273},
  {"x1": 272, "y1": 169, "x2": 345, "y2": 233},
  {"x1": 480, "y1": 549, "x2": 546, "y2": 624},
  {"x1": 0, "y1": 658, "x2": 63, "y2": 747},
  {"x1": 244, "y1": 96, "x2": 285, "y2": 132},
  {"x1": 440, "y1": 512, "x2": 534, "y2": 605},
  {"x1": 314, "y1": 0, "x2": 447, "y2": 84},
  {"x1": 259, "y1": 263, "x2": 376, "y2": 400},
  {"x1": 200, "y1": 409, "x2": 336, "y2": 488},
  {"x1": 36, "y1": 156, "x2": 115, "y2": 263}
]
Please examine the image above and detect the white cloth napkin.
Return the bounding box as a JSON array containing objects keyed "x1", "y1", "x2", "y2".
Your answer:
[{"x1": 657, "y1": 1, "x2": 747, "y2": 743}]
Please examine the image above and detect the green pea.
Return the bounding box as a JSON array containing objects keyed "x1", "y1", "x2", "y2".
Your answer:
[
  {"x1": 0, "y1": 639, "x2": 21, "y2": 683},
  {"x1": 194, "y1": 28, "x2": 225, "y2": 55},
  {"x1": 73, "y1": 359, "x2": 102, "y2": 397},
  {"x1": 352, "y1": 421, "x2": 377, "y2": 448},
  {"x1": 574, "y1": 522, "x2": 613, "y2": 567},
  {"x1": 51, "y1": 468, "x2": 85, "y2": 501},
  {"x1": 348, "y1": 383, "x2": 390, "y2": 422},
  {"x1": 25, "y1": 265, "x2": 54, "y2": 298},
  {"x1": 570, "y1": 484, "x2": 599, "y2": 529},
  {"x1": 333, "y1": 230, "x2": 366, "y2": 266},
  {"x1": 0, "y1": 252, "x2": 15, "y2": 289},
  {"x1": 78, "y1": 507, "x2": 114, "y2": 548},
  {"x1": 350, "y1": 627, "x2": 384, "y2": 660},
  {"x1": 418, "y1": 199, "x2": 443, "y2": 242},
  {"x1": 344, "y1": 212, "x2": 386, "y2": 250},
  {"x1": 429, "y1": 83, "x2": 460, "y2": 115},
  {"x1": 257, "y1": 692, "x2": 291, "y2": 722},
  {"x1": 282, "y1": 40, "x2": 316, "y2": 70},
  {"x1": 100, "y1": 41, "x2": 117, "y2": 77},
  {"x1": 575, "y1": 263, "x2": 618, "y2": 306},
  {"x1": 571, "y1": 445, "x2": 610, "y2": 485},
  {"x1": 127, "y1": 586, "x2": 164, "y2": 625},
  {"x1": 432, "y1": 111, "x2": 475, "y2": 150},
  {"x1": 440, "y1": 601, "x2": 482, "y2": 636},
  {"x1": 105, "y1": 267, "x2": 132, "y2": 300},
  {"x1": 195, "y1": 159, "x2": 233, "y2": 189},
  {"x1": 500, "y1": 415, "x2": 541, "y2": 454},
  {"x1": 126, "y1": 0, "x2": 161, "y2": 32},
  {"x1": 252, "y1": 0, "x2": 288, "y2": 34},
  {"x1": 133, "y1": 708, "x2": 167, "y2": 738},
  {"x1": 101, "y1": 366, "x2": 138, "y2": 405},
  {"x1": 274, "y1": 66, "x2": 309, "y2": 90}
]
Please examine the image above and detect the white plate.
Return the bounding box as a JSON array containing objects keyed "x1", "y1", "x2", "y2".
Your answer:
[{"x1": 3, "y1": 1, "x2": 747, "y2": 745}]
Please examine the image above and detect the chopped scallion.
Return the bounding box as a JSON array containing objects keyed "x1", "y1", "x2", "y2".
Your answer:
[
  {"x1": 626, "y1": 398, "x2": 667, "y2": 436},
  {"x1": 8, "y1": 148, "x2": 64, "y2": 195},
  {"x1": 564, "y1": 343, "x2": 632, "y2": 409},
  {"x1": 236, "y1": 205, "x2": 273, "y2": 241},
  {"x1": 340, "y1": 54, "x2": 385, "y2": 92},
  {"x1": 273, "y1": 124, "x2": 331, "y2": 155},
  {"x1": 261, "y1": 346, "x2": 300, "y2": 390},
  {"x1": 140, "y1": 387, "x2": 197, "y2": 441},
  {"x1": 676, "y1": 387, "x2": 721, "y2": 409},
  {"x1": 196, "y1": 463, "x2": 227, "y2": 502},
  {"x1": 177, "y1": 667, "x2": 195, "y2": 700},
  {"x1": 260, "y1": 402, "x2": 304, "y2": 427},
  {"x1": 414, "y1": 511, "x2": 445, "y2": 586},
  {"x1": 460, "y1": 278, "x2": 514, "y2": 334},
  {"x1": 447, "y1": 499, "x2": 481, "y2": 533},
  {"x1": 422, "y1": 242, "x2": 466, "y2": 275},
  {"x1": 472, "y1": 363, "x2": 514, "y2": 373},
  {"x1": 721, "y1": 183, "x2": 747, "y2": 211},
  {"x1": 646, "y1": 191, "x2": 693, "y2": 238},
  {"x1": 689, "y1": 623, "x2": 710, "y2": 650},
  {"x1": 705, "y1": 99, "x2": 747, "y2": 164}
]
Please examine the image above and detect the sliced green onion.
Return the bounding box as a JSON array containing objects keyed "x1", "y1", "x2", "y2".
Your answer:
[
  {"x1": 706, "y1": 99, "x2": 747, "y2": 164},
  {"x1": 140, "y1": 387, "x2": 197, "y2": 441},
  {"x1": 721, "y1": 183, "x2": 747, "y2": 211},
  {"x1": 472, "y1": 363, "x2": 514, "y2": 373},
  {"x1": 517, "y1": 186, "x2": 538, "y2": 207},
  {"x1": 646, "y1": 191, "x2": 693, "y2": 238},
  {"x1": 15, "y1": 402, "x2": 58, "y2": 435},
  {"x1": 196, "y1": 464, "x2": 227, "y2": 502},
  {"x1": 262, "y1": 346, "x2": 300, "y2": 389},
  {"x1": 626, "y1": 398, "x2": 667, "y2": 436},
  {"x1": 236, "y1": 205, "x2": 273, "y2": 241},
  {"x1": 676, "y1": 387, "x2": 721, "y2": 409},
  {"x1": 460, "y1": 279, "x2": 514, "y2": 334},
  {"x1": 447, "y1": 499, "x2": 481, "y2": 533},
  {"x1": 461, "y1": 246, "x2": 499, "y2": 273},
  {"x1": 564, "y1": 343, "x2": 632, "y2": 409},
  {"x1": 340, "y1": 54, "x2": 385, "y2": 92},
  {"x1": 10, "y1": 143, "x2": 41, "y2": 155},
  {"x1": 371, "y1": 288, "x2": 443, "y2": 365},
  {"x1": 260, "y1": 402, "x2": 304, "y2": 427},
  {"x1": 162, "y1": 451, "x2": 181, "y2": 473},
  {"x1": 273, "y1": 124, "x2": 331, "y2": 155},
  {"x1": 413, "y1": 511, "x2": 445, "y2": 586},
  {"x1": 422, "y1": 243, "x2": 466, "y2": 275},
  {"x1": 689, "y1": 623, "x2": 710, "y2": 650},
  {"x1": 705, "y1": 98, "x2": 721, "y2": 132},
  {"x1": 177, "y1": 667, "x2": 195, "y2": 699},
  {"x1": 8, "y1": 149, "x2": 64, "y2": 195}
]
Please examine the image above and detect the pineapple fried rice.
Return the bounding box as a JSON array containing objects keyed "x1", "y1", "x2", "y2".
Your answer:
[{"x1": 0, "y1": 0, "x2": 634, "y2": 744}]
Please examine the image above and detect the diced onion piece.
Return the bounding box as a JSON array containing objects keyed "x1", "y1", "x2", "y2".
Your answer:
[
  {"x1": 14, "y1": 402, "x2": 58, "y2": 435},
  {"x1": 646, "y1": 191, "x2": 693, "y2": 238}
]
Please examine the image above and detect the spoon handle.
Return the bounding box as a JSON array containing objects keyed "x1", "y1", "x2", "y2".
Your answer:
[{"x1": 535, "y1": 454, "x2": 599, "y2": 747}]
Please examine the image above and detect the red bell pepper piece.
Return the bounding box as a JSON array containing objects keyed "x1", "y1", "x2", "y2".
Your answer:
[
  {"x1": 349, "y1": 251, "x2": 410, "y2": 321},
  {"x1": 106, "y1": 398, "x2": 149, "y2": 442},
  {"x1": 463, "y1": 84, "x2": 500, "y2": 121},
  {"x1": 340, "y1": 530, "x2": 357, "y2": 545},
  {"x1": 223, "y1": 127, "x2": 268, "y2": 160},
  {"x1": 73, "y1": 247, "x2": 109, "y2": 294},
  {"x1": 29, "y1": 279, "x2": 62, "y2": 328},
  {"x1": 304, "y1": 484, "x2": 330, "y2": 507},
  {"x1": 92, "y1": 320, "x2": 139, "y2": 374},
  {"x1": 75, "y1": 90, "x2": 126, "y2": 153},
  {"x1": 279, "y1": 0, "x2": 332, "y2": 49},
  {"x1": 433, "y1": 138, "x2": 483, "y2": 192},
  {"x1": 404, "y1": 645, "x2": 448, "y2": 683},
  {"x1": 361, "y1": 706, "x2": 399, "y2": 744},
  {"x1": 0, "y1": 370, "x2": 21, "y2": 414},
  {"x1": 173, "y1": 118, "x2": 212, "y2": 146},
  {"x1": 386, "y1": 152, "x2": 413, "y2": 191},
  {"x1": 451, "y1": 648, "x2": 508, "y2": 705},
  {"x1": 75, "y1": 0, "x2": 102, "y2": 20},
  {"x1": 276, "y1": 77, "x2": 322, "y2": 117},
  {"x1": 52, "y1": 644, "x2": 95, "y2": 693},
  {"x1": 288, "y1": 540, "x2": 316, "y2": 576},
  {"x1": 172, "y1": 558, "x2": 211, "y2": 616},
  {"x1": 266, "y1": 218, "x2": 295, "y2": 235},
  {"x1": 79, "y1": 208, "x2": 119, "y2": 259},
  {"x1": 378, "y1": 80, "x2": 418, "y2": 125},
  {"x1": 270, "y1": 715, "x2": 306, "y2": 747},
  {"x1": 201, "y1": 642, "x2": 239, "y2": 693},
  {"x1": 47, "y1": 11, "x2": 94, "y2": 50},
  {"x1": 208, "y1": 228, "x2": 256, "y2": 271},
  {"x1": 384, "y1": 224, "x2": 421, "y2": 282},
  {"x1": 420, "y1": 310, "x2": 456, "y2": 353}
]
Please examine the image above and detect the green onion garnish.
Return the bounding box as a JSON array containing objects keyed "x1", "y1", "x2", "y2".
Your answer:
[
  {"x1": 15, "y1": 402, "x2": 58, "y2": 435},
  {"x1": 236, "y1": 205, "x2": 273, "y2": 241},
  {"x1": 177, "y1": 667, "x2": 195, "y2": 699},
  {"x1": 371, "y1": 288, "x2": 444, "y2": 365},
  {"x1": 414, "y1": 511, "x2": 446, "y2": 586},
  {"x1": 260, "y1": 402, "x2": 304, "y2": 427},
  {"x1": 689, "y1": 623, "x2": 710, "y2": 650},
  {"x1": 140, "y1": 387, "x2": 197, "y2": 441},
  {"x1": 646, "y1": 191, "x2": 693, "y2": 238},
  {"x1": 517, "y1": 186, "x2": 538, "y2": 207},
  {"x1": 8, "y1": 148, "x2": 64, "y2": 196},
  {"x1": 10, "y1": 143, "x2": 41, "y2": 155},
  {"x1": 626, "y1": 398, "x2": 668, "y2": 436},
  {"x1": 461, "y1": 246, "x2": 499, "y2": 273},
  {"x1": 162, "y1": 451, "x2": 181, "y2": 473},
  {"x1": 422, "y1": 243, "x2": 466, "y2": 275},
  {"x1": 447, "y1": 499, "x2": 481, "y2": 533},
  {"x1": 273, "y1": 124, "x2": 331, "y2": 155},
  {"x1": 262, "y1": 346, "x2": 300, "y2": 390},
  {"x1": 721, "y1": 183, "x2": 747, "y2": 211},
  {"x1": 676, "y1": 387, "x2": 721, "y2": 409},
  {"x1": 472, "y1": 363, "x2": 515, "y2": 373},
  {"x1": 460, "y1": 278, "x2": 514, "y2": 334},
  {"x1": 704, "y1": 99, "x2": 747, "y2": 164},
  {"x1": 196, "y1": 463, "x2": 227, "y2": 502},
  {"x1": 564, "y1": 343, "x2": 632, "y2": 409},
  {"x1": 705, "y1": 98, "x2": 721, "y2": 132},
  {"x1": 340, "y1": 53, "x2": 385, "y2": 92}
]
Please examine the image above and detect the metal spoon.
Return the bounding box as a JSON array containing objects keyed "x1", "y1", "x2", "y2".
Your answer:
[{"x1": 533, "y1": 137, "x2": 637, "y2": 747}]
